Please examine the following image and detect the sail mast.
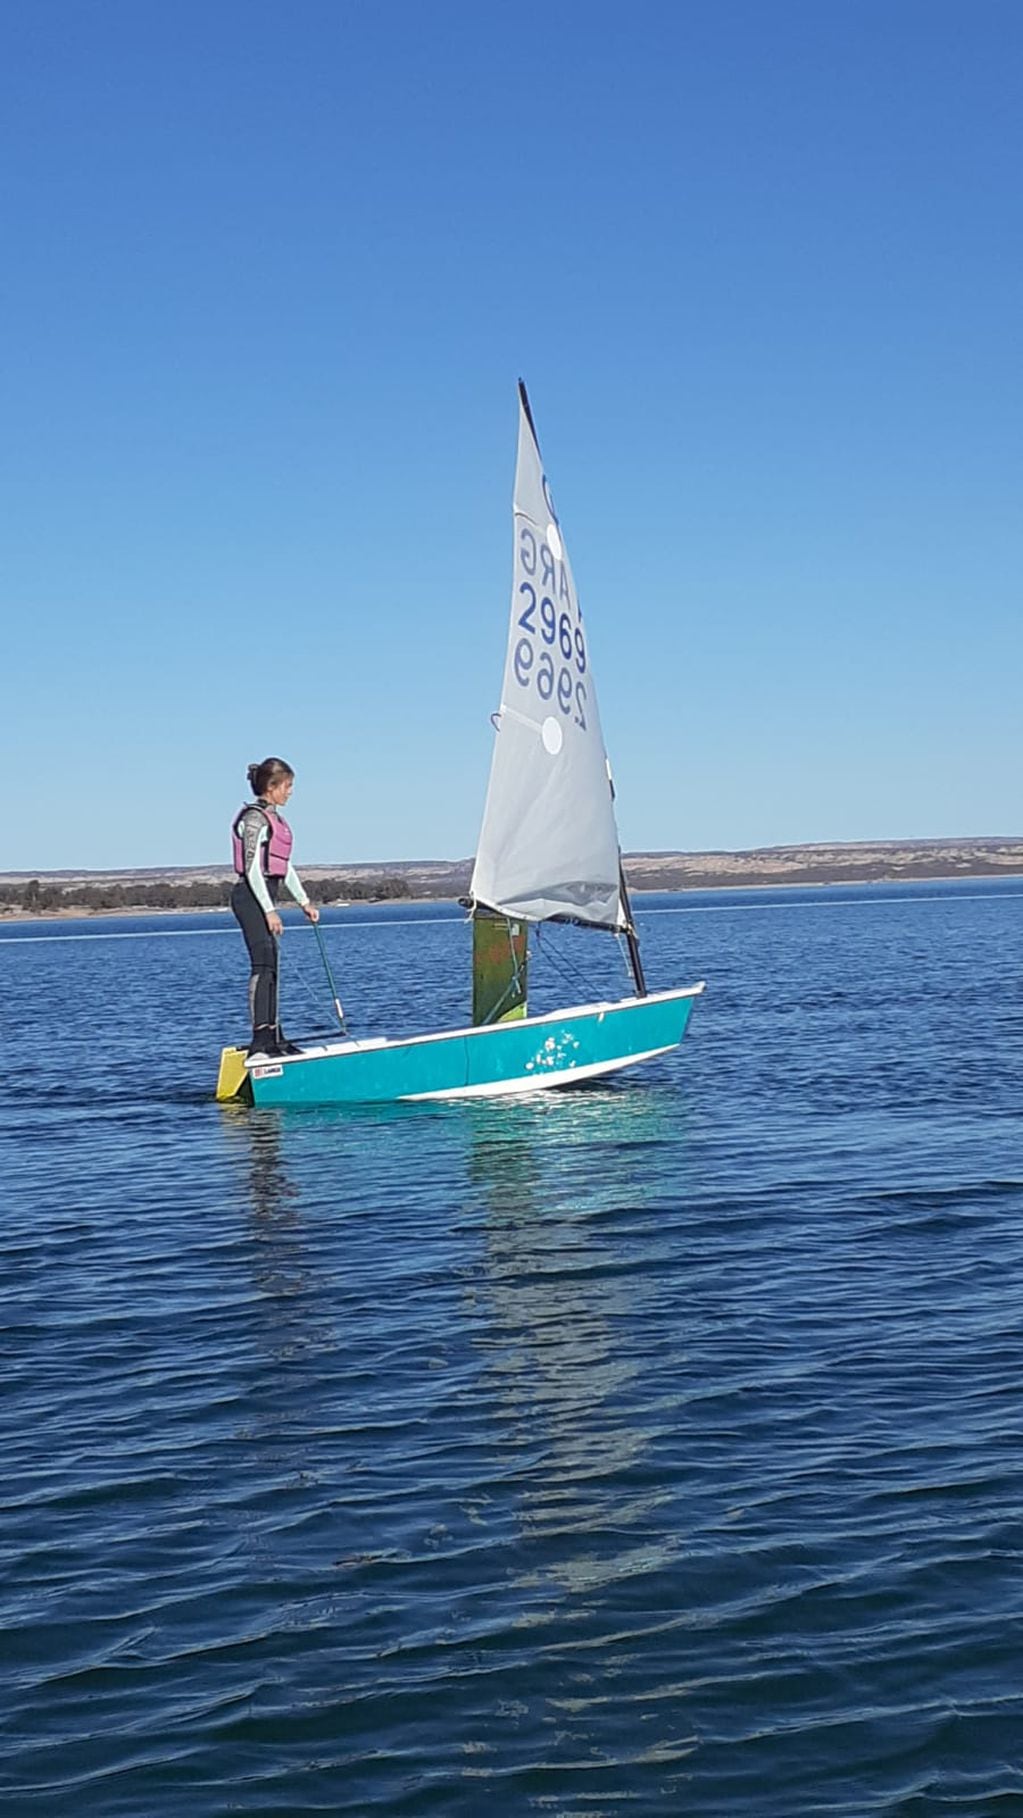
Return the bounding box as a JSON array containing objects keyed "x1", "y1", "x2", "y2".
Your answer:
[
  {"x1": 602, "y1": 756, "x2": 646, "y2": 997},
  {"x1": 618, "y1": 857, "x2": 647, "y2": 998}
]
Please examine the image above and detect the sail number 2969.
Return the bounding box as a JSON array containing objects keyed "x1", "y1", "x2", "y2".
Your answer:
[{"x1": 514, "y1": 582, "x2": 588, "y2": 729}]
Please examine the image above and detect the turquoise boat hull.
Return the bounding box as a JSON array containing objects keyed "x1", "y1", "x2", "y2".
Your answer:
[{"x1": 242, "y1": 985, "x2": 703, "y2": 1108}]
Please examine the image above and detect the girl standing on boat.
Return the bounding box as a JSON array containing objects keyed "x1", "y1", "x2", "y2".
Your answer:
[{"x1": 231, "y1": 757, "x2": 319, "y2": 1059}]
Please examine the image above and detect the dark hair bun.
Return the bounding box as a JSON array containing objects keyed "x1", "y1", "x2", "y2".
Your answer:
[{"x1": 246, "y1": 756, "x2": 295, "y2": 798}]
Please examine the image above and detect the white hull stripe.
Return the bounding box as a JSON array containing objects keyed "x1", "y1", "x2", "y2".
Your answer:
[{"x1": 400, "y1": 1044, "x2": 675, "y2": 1101}]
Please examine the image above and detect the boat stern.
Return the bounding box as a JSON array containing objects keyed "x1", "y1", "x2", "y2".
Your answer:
[{"x1": 215, "y1": 1045, "x2": 251, "y2": 1103}]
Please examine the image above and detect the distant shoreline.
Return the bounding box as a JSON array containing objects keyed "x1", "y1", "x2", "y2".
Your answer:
[
  {"x1": 4, "y1": 867, "x2": 1023, "y2": 925},
  {"x1": 4, "y1": 839, "x2": 1023, "y2": 923}
]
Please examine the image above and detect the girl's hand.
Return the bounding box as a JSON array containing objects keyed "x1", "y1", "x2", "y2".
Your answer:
[
  {"x1": 267, "y1": 910, "x2": 284, "y2": 937},
  {"x1": 303, "y1": 903, "x2": 320, "y2": 924}
]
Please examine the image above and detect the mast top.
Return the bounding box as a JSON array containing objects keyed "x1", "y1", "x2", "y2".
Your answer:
[{"x1": 517, "y1": 378, "x2": 540, "y2": 451}]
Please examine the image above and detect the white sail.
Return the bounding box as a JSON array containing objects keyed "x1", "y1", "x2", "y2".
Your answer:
[{"x1": 470, "y1": 390, "x2": 626, "y2": 930}]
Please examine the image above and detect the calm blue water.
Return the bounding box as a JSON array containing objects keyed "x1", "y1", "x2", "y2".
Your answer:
[{"x1": 4, "y1": 881, "x2": 1023, "y2": 1816}]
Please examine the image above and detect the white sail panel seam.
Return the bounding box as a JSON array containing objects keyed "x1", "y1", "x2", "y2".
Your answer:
[{"x1": 497, "y1": 704, "x2": 544, "y2": 736}]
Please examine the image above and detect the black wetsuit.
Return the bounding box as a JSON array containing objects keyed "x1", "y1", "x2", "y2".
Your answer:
[
  {"x1": 231, "y1": 871, "x2": 282, "y2": 1037},
  {"x1": 230, "y1": 802, "x2": 310, "y2": 1048}
]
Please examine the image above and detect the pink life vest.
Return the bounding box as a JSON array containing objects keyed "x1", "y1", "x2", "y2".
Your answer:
[{"x1": 232, "y1": 803, "x2": 294, "y2": 879}]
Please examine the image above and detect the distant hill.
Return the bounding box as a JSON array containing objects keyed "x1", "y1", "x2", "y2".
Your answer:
[
  {"x1": 622, "y1": 836, "x2": 1023, "y2": 890},
  {"x1": 2, "y1": 837, "x2": 1022, "y2": 916}
]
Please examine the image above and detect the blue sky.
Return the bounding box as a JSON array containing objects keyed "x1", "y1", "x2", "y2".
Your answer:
[{"x1": 3, "y1": 0, "x2": 1020, "y2": 870}]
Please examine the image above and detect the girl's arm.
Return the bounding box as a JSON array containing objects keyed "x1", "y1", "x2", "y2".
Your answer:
[{"x1": 283, "y1": 861, "x2": 310, "y2": 908}]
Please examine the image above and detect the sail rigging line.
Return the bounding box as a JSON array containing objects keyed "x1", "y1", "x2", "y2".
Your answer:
[
  {"x1": 288, "y1": 922, "x2": 379, "y2": 1050},
  {"x1": 275, "y1": 928, "x2": 345, "y2": 1037},
  {"x1": 533, "y1": 923, "x2": 624, "y2": 1004}
]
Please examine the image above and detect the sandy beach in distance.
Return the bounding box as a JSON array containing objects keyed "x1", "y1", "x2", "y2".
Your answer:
[{"x1": 3, "y1": 838, "x2": 1022, "y2": 921}]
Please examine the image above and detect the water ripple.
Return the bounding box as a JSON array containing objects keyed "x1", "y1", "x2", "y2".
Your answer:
[{"x1": 4, "y1": 885, "x2": 1023, "y2": 1813}]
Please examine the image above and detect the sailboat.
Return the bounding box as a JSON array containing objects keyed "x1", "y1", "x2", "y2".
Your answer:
[{"x1": 216, "y1": 385, "x2": 703, "y2": 1107}]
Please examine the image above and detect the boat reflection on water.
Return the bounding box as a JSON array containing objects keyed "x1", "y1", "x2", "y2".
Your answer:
[
  {"x1": 220, "y1": 1102, "x2": 300, "y2": 1225},
  {"x1": 218, "y1": 1102, "x2": 328, "y2": 1369},
  {"x1": 464, "y1": 1081, "x2": 686, "y2": 1593},
  {"x1": 223, "y1": 1098, "x2": 299, "y2": 1228}
]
